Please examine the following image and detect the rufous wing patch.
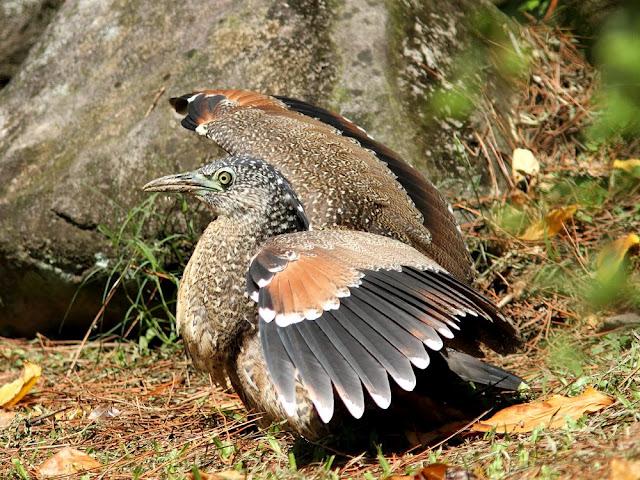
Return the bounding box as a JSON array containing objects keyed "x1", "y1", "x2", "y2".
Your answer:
[
  {"x1": 169, "y1": 89, "x2": 288, "y2": 131},
  {"x1": 249, "y1": 246, "x2": 362, "y2": 326}
]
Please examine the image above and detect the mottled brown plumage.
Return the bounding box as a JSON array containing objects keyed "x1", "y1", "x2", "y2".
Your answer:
[
  {"x1": 169, "y1": 90, "x2": 473, "y2": 284},
  {"x1": 143, "y1": 156, "x2": 521, "y2": 440}
]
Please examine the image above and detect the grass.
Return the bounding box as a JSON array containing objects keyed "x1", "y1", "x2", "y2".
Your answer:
[
  {"x1": 89, "y1": 193, "x2": 201, "y2": 346},
  {"x1": 2, "y1": 24, "x2": 640, "y2": 480}
]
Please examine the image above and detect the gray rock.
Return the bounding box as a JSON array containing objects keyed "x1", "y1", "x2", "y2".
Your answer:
[
  {"x1": 0, "y1": 0, "x2": 525, "y2": 336},
  {"x1": 0, "y1": 0, "x2": 64, "y2": 88}
]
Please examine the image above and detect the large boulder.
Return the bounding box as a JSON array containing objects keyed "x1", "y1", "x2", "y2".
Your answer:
[
  {"x1": 0, "y1": 0, "x2": 525, "y2": 337},
  {"x1": 0, "y1": 0, "x2": 64, "y2": 88}
]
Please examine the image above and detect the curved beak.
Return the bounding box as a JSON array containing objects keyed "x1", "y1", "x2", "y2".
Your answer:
[{"x1": 142, "y1": 171, "x2": 222, "y2": 194}]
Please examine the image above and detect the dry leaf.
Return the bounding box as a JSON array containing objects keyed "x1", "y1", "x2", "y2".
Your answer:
[
  {"x1": 599, "y1": 313, "x2": 640, "y2": 332},
  {"x1": 610, "y1": 458, "x2": 640, "y2": 480},
  {"x1": 471, "y1": 386, "x2": 613, "y2": 434},
  {"x1": 36, "y1": 447, "x2": 101, "y2": 477},
  {"x1": 88, "y1": 404, "x2": 121, "y2": 422},
  {"x1": 0, "y1": 361, "x2": 42, "y2": 409},
  {"x1": 613, "y1": 159, "x2": 640, "y2": 178},
  {"x1": 188, "y1": 470, "x2": 246, "y2": 480},
  {"x1": 512, "y1": 148, "x2": 540, "y2": 183},
  {"x1": 390, "y1": 463, "x2": 477, "y2": 480},
  {"x1": 519, "y1": 205, "x2": 577, "y2": 241},
  {"x1": 596, "y1": 234, "x2": 640, "y2": 283},
  {"x1": 0, "y1": 410, "x2": 16, "y2": 429}
]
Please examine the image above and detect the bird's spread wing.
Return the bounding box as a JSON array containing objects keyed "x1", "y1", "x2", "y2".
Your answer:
[
  {"x1": 273, "y1": 96, "x2": 470, "y2": 277},
  {"x1": 246, "y1": 230, "x2": 517, "y2": 423},
  {"x1": 170, "y1": 90, "x2": 472, "y2": 282}
]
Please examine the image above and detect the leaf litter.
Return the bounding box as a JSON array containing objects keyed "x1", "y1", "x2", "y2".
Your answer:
[
  {"x1": 0, "y1": 361, "x2": 42, "y2": 409},
  {"x1": 470, "y1": 387, "x2": 614, "y2": 434}
]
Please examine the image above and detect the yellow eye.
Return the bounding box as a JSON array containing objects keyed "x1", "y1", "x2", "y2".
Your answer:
[{"x1": 216, "y1": 168, "x2": 235, "y2": 187}]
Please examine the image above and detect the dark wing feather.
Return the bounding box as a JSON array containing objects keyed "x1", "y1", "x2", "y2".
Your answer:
[
  {"x1": 346, "y1": 290, "x2": 431, "y2": 369},
  {"x1": 314, "y1": 314, "x2": 391, "y2": 409},
  {"x1": 359, "y1": 276, "x2": 444, "y2": 350},
  {"x1": 331, "y1": 305, "x2": 417, "y2": 392},
  {"x1": 276, "y1": 323, "x2": 334, "y2": 422},
  {"x1": 443, "y1": 348, "x2": 523, "y2": 390},
  {"x1": 259, "y1": 319, "x2": 296, "y2": 415},
  {"x1": 294, "y1": 321, "x2": 365, "y2": 419}
]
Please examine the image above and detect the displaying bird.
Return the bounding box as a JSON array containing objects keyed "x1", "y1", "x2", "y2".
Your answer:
[
  {"x1": 143, "y1": 155, "x2": 522, "y2": 440},
  {"x1": 168, "y1": 89, "x2": 473, "y2": 284}
]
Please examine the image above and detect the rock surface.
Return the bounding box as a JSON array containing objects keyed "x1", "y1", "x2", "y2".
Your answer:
[
  {"x1": 0, "y1": 0, "x2": 64, "y2": 88},
  {"x1": 0, "y1": 0, "x2": 524, "y2": 336}
]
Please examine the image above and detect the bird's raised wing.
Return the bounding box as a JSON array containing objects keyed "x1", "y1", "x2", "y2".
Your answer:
[
  {"x1": 170, "y1": 90, "x2": 472, "y2": 282},
  {"x1": 246, "y1": 230, "x2": 518, "y2": 422},
  {"x1": 273, "y1": 96, "x2": 468, "y2": 276}
]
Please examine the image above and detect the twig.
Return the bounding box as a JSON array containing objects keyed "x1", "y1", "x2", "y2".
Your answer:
[
  {"x1": 66, "y1": 265, "x2": 130, "y2": 376},
  {"x1": 144, "y1": 86, "x2": 166, "y2": 118},
  {"x1": 543, "y1": 0, "x2": 559, "y2": 23}
]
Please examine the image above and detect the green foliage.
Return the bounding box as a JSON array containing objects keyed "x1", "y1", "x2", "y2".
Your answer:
[
  {"x1": 491, "y1": 203, "x2": 529, "y2": 236},
  {"x1": 498, "y1": 0, "x2": 552, "y2": 18},
  {"x1": 545, "y1": 332, "x2": 586, "y2": 377},
  {"x1": 94, "y1": 194, "x2": 199, "y2": 345},
  {"x1": 544, "y1": 177, "x2": 608, "y2": 210},
  {"x1": 588, "y1": 6, "x2": 640, "y2": 144}
]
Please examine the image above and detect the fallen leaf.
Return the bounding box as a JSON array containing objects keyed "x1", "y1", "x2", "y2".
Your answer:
[
  {"x1": 512, "y1": 148, "x2": 540, "y2": 184},
  {"x1": 596, "y1": 234, "x2": 640, "y2": 283},
  {"x1": 613, "y1": 159, "x2": 640, "y2": 178},
  {"x1": 0, "y1": 361, "x2": 42, "y2": 408},
  {"x1": 390, "y1": 463, "x2": 478, "y2": 480},
  {"x1": 88, "y1": 404, "x2": 121, "y2": 422},
  {"x1": 598, "y1": 313, "x2": 640, "y2": 332},
  {"x1": 188, "y1": 470, "x2": 246, "y2": 480},
  {"x1": 610, "y1": 457, "x2": 640, "y2": 480},
  {"x1": 57, "y1": 406, "x2": 86, "y2": 421},
  {"x1": 0, "y1": 411, "x2": 16, "y2": 429},
  {"x1": 471, "y1": 386, "x2": 613, "y2": 434},
  {"x1": 519, "y1": 205, "x2": 578, "y2": 241},
  {"x1": 36, "y1": 447, "x2": 101, "y2": 477}
]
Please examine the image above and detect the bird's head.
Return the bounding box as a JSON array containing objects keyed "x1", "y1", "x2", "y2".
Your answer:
[{"x1": 143, "y1": 155, "x2": 309, "y2": 231}]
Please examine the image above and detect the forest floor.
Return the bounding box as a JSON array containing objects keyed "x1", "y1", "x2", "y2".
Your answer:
[{"x1": 2, "y1": 26, "x2": 640, "y2": 480}]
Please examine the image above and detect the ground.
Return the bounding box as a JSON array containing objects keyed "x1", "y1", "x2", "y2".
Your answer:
[
  {"x1": 1, "y1": 26, "x2": 640, "y2": 480},
  {"x1": 2, "y1": 158, "x2": 639, "y2": 478}
]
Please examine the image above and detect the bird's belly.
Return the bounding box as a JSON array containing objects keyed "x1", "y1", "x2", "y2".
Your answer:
[{"x1": 176, "y1": 252, "x2": 255, "y2": 385}]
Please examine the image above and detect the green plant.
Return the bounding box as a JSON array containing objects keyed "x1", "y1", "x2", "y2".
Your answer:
[{"x1": 92, "y1": 193, "x2": 200, "y2": 345}]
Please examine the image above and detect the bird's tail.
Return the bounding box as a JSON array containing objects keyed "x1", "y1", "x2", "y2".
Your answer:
[{"x1": 442, "y1": 348, "x2": 524, "y2": 391}]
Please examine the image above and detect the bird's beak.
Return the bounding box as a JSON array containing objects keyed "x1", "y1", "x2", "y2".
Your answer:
[{"x1": 142, "y1": 171, "x2": 223, "y2": 194}]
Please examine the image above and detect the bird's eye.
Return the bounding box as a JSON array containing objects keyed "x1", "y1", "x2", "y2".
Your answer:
[{"x1": 216, "y1": 167, "x2": 235, "y2": 187}]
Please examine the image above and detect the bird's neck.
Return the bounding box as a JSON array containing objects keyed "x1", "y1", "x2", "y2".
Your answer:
[{"x1": 177, "y1": 208, "x2": 304, "y2": 380}]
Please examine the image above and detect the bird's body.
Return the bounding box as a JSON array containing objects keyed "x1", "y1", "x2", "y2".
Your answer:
[
  {"x1": 170, "y1": 90, "x2": 473, "y2": 283},
  {"x1": 144, "y1": 155, "x2": 522, "y2": 440}
]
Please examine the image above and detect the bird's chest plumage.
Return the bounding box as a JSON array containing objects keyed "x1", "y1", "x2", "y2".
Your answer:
[{"x1": 177, "y1": 219, "x2": 257, "y2": 381}]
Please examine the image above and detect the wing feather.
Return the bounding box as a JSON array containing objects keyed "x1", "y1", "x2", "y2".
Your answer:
[
  {"x1": 259, "y1": 319, "x2": 296, "y2": 416},
  {"x1": 332, "y1": 305, "x2": 416, "y2": 392},
  {"x1": 250, "y1": 230, "x2": 520, "y2": 422},
  {"x1": 314, "y1": 314, "x2": 391, "y2": 409},
  {"x1": 277, "y1": 324, "x2": 334, "y2": 422},
  {"x1": 344, "y1": 292, "x2": 431, "y2": 370},
  {"x1": 294, "y1": 321, "x2": 365, "y2": 419}
]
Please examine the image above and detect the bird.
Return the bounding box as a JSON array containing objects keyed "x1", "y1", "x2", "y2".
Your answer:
[
  {"x1": 143, "y1": 155, "x2": 522, "y2": 440},
  {"x1": 168, "y1": 89, "x2": 474, "y2": 284}
]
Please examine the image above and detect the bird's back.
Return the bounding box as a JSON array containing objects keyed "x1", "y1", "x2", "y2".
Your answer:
[{"x1": 170, "y1": 90, "x2": 473, "y2": 283}]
